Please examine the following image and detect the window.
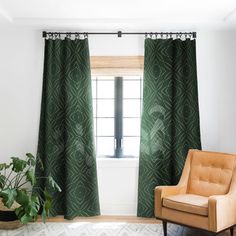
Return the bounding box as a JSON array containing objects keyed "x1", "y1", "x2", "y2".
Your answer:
[{"x1": 92, "y1": 75, "x2": 143, "y2": 158}]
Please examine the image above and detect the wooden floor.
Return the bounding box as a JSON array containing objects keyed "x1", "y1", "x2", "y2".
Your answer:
[
  {"x1": 39, "y1": 215, "x2": 158, "y2": 224},
  {"x1": 39, "y1": 216, "x2": 234, "y2": 236}
]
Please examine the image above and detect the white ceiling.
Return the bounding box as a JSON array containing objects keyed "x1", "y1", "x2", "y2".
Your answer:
[{"x1": 0, "y1": 0, "x2": 236, "y2": 31}]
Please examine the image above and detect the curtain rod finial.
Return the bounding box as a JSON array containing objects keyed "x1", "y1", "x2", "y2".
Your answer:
[
  {"x1": 193, "y1": 32, "x2": 197, "y2": 38},
  {"x1": 42, "y1": 31, "x2": 47, "y2": 38}
]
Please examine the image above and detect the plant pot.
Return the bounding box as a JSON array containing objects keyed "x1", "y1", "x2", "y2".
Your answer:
[{"x1": 0, "y1": 198, "x2": 23, "y2": 229}]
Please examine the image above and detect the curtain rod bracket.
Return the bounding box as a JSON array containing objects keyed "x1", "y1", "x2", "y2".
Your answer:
[
  {"x1": 118, "y1": 31, "x2": 122, "y2": 37},
  {"x1": 42, "y1": 31, "x2": 47, "y2": 38}
]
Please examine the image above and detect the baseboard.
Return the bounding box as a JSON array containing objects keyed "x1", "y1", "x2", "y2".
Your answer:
[{"x1": 100, "y1": 203, "x2": 137, "y2": 216}]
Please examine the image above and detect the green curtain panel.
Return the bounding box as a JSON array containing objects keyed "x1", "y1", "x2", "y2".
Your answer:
[
  {"x1": 137, "y1": 38, "x2": 201, "y2": 217},
  {"x1": 35, "y1": 38, "x2": 100, "y2": 219}
]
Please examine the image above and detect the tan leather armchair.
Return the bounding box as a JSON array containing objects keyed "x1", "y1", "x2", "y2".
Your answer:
[{"x1": 155, "y1": 150, "x2": 236, "y2": 236}]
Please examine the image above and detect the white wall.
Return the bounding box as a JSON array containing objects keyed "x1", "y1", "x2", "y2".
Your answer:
[
  {"x1": 0, "y1": 29, "x2": 236, "y2": 215},
  {"x1": 197, "y1": 31, "x2": 236, "y2": 153},
  {"x1": 0, "y1": 29, "x2": 44, "y2": 161}
]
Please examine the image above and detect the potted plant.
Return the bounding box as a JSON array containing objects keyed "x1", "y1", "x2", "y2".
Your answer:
[{"x1": 0, "y1": 153, "x2": 61, "y2": 229}]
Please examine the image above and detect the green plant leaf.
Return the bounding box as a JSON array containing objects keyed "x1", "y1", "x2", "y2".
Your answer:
[
  {"x1": 26, "y1": 170, "x2": 36, "y2": 186},
  {"x1": 11, "y1": 157, "x2": 27, "y2": 173},
  {"x1": 20, "y1": 214, "x2": 32, "y2": 224},
  {"x1": 40, "y1": 191, "x2": 53, "y2": 223},
  {"x1": 44, "y1": 190, "x2": 52, "y2": 201},
  {"x1": 27, "y1": 158, "x2": 36, "y2": 166},
  {"x1": 0, "y1": 163, "x2": 10, "y2": 171},
  {"x1": 0, "y1": 175, "x2": 6, "y2": 188},
  {"x1": 36, "y1": 156, "x2": 44, "y2": 171},
  {"x1": 32, "y1": 214, "x2": 38, "y2": 222},
  {"x1": 41, "y1": 204, "x2": 47, "y2": 223},
  {"x1": 15, "y1": 189, "x2": 29, "y2": 206},
  {"x1": 15, "y1": 206, "x2": 25, "y2": 219},
  {"x1": 43, "y1": 190, "x2": 52, "y2": 213},
  {"x1": 48, "y1": 176, "x2": 61, "y2": 192},
  {"x1": 0, "y1": 153, "x2": 57, "y2": 224},
  {"x1": 26, "y1": 153, "x2": 36, "y2": 166},
  {"x1": 0, "y1": 153, "x2": 55, "y2": 224},
  {"x1": 28, "y1": 202, "x2": 39, "y2": 217},
  {"x1": 28, "y1": 195, "x2": 40, "y2": 216},
  {"x1": 26, "y1": 153, "x2": 35, "y2": 159},
  {"x1": 15, "y1": 192, "x2": 40, "y2": 223},
  {"x1": 0, "y1": 189, "x2": 17, "y2": 208},
  {"x1": 31, "y1": 195, "x2": 40, "y2": 206},
  {"x1": 0, "y1": 164, "x2": 6, "y2": 171}
]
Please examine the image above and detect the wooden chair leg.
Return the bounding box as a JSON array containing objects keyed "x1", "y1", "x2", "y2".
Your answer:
[
  {"x1": 162, "y1": 221, "x2": 167, "y2": 236},
  {"x1": 230, "y1": 227, "x2": 234, "y2": 236}
]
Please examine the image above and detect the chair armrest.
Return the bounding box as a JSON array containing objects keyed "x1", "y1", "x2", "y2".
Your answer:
[
  {"x1": 208, "y1": 194, "x2": 236, "y2": 232},
  {"x1": 209, "y1": 166, "x2": 236, "y2": 232},
  {"x1": 155, "y1": 185, "x2": 187, "y2": 217},
  {"x1": 154, "y1": 151, "x2": 192, "y2": 218}
]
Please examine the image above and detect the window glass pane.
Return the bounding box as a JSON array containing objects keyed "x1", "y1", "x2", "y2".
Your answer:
[
  {"x1": 93, "y1": 100, "x2": 96, "y2": 116},
  {"x1": 93, "y1": 118, "x2": 96, "y2": 136},
  {"x1": 97, "y1": 118, "x2": 114, "y2": 136},
  {"x1": 92, "y1": 75, "x2": 143, "y2": 158},
  {"x1": 97, "y1": 137, "x2": 114, "y2": 157},
  {"x1": 123, "y1": 100, "x2": 140, "y2": 117},
  {"x1": 123, "y1": 76, "x2": 141, "y2": 80},
  {"x1": 92, "y1": 80, "x2": 96, "y2": 98},
  {"x1": 123, "y1": 80, "x2": 140, "y2": 98},
  {"x1": 94, "y1": 139, "x2": 96, "y2": 150},
  {"x1": 141, "y1": 78, "x2": 143, "y2": 99},
  {"x1": 97, "y1": 80, "x2": 114, "y2": 98},
  {"x1": 123, "y1": 118, "x2": 140, "y2": 136},
  {"x1": 97, "y1": 100, "x2": 114, "y2": 117},
  {"x1": 123, "y1": 137, "x2": 140, "y2": 157}
]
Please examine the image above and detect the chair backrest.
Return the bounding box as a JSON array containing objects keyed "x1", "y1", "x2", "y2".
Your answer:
[{"x1": 187, "y1": 150, "x2": 236, "y2": 197}]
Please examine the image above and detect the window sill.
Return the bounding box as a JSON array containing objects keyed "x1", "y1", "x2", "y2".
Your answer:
[{"x1": 96, "y1": 157, "x2": 139, "y2": 168}]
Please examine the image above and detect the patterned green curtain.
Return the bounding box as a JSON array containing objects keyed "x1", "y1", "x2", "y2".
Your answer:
[
  {"x1": 35, "y1": 38, "x2": 100, "y2": 219},
  {"x1": 137, "y1": 38, "x2": 201, "y2": 217}
]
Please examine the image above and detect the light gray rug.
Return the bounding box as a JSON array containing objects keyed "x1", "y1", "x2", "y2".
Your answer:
[
  {"x1": 0, "y1": 223, "x2": 181, "y2": 236},
  {"x1": 0, "y1": 222, "x2": 232, "y2": 236}
]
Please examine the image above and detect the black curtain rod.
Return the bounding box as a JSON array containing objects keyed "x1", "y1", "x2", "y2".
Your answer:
[{"x1": 42, "y1": 31, "x2": 197, "y2": 38}]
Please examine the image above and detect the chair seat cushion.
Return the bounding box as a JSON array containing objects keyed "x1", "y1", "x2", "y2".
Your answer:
[{"x1": 163, "y1": 194, "x2": 208, "y2": 216}]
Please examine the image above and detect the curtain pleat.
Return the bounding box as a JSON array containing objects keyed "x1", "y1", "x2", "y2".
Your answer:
[
  {"x1": 35, "y1": 38, "x2": 100, "y2": 219},
  {"x1": 137, "y1": 38, "x2": 201, "y2": 217}
]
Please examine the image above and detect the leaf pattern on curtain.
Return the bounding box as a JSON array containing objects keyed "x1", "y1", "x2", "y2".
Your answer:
[
  {"x1": 35, "y1": 38, "x2": 100, "y2": 219},
  {"x1": 137, "y1": 38, "x2": 201, "y2": 217}
]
